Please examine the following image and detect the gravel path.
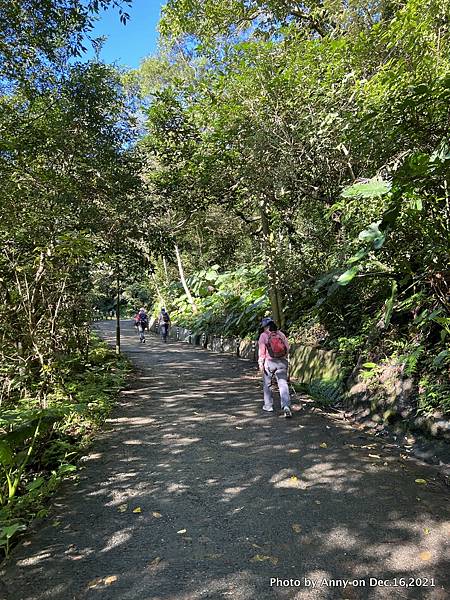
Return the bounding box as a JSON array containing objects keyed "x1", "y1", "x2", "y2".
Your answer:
[{"x1": 1, "y1": 321, "x2": 449, "y2": 600}]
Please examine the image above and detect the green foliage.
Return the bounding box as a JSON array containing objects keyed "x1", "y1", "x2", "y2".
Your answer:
[
  {"x1": 341, "y1": 178, "x2": 392, "y2": 200},
  {"x1": 0, "y1": 0, "x2": 158, "y2": 411},
  {"x1": 0, "y1": 1, "x2": 132, "y2": 86},
  {"x1": 306, "y1": 379, "x2": 343, "y2": 407},
  {"x1": 398, "y1": 346, "x2": 426, "y2": 377},
  {"x1": 168, "y1": 266, "x2": 270, "y2": 338},
  {"x1": 0, "y1": 336, "x2": 129, "y2": 558},
  {"x1": 417, "y1": 377, "x2": 450, "y2": 417},
  {"x1": 141, "y1": 0, "x2": 450, "y2": 423}
]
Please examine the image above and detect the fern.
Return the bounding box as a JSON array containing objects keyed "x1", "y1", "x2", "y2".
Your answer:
[
  {"x1": 399, "y1": 345, "x2": 425, "y2": 376},
  {"x1": 306, "y1": 379, "x2": 342, "y2": 407}
]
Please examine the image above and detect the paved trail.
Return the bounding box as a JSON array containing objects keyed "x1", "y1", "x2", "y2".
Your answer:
[{"x1": 1, "y1": 321, "x2": 449, "y2": 600}]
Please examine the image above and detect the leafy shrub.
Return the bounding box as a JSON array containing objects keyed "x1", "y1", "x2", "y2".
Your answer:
[
  {"x1": 0, "y1": 336, "x2": 129, "y2": 558},
  {"x1": 167, "y1": 265, "x2": 270, "y2": 338},
  {"x1": 417, "y1": 376, "x2": 450, "y2": 417}
]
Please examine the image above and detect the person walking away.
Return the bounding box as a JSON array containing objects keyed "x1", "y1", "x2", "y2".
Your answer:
[
  {"x1": 258, "y1": 317, "x2": 292, "y2": 417},
  {"x1": 133, "y1": 311, "x2": 140, "y2": 334},
  {"x1": 137, "y1": 307, "x2": 148, "y2": 343},
  {"x1": 158, "y1": 307, "x2": 171, "y2": 342}
]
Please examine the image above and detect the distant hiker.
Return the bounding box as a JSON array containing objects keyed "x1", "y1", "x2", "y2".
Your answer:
[
  {"x1": 258, "y1": 317, "x2": 292, "y2": 417},
  {"x1": 137, "y1": 307, "x2": 148, "y2": 343},
  {"x1": 158, "y1": 307, "x2": 171, "y2": 342}
]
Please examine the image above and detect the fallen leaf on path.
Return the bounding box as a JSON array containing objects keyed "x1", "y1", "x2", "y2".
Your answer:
[
  {"x1": 288, "y1": 449, "x2": 300, "y2": 454},
  {"x1": 117, "y1": 504, "x2": 128, "y2": 513},
  {"x1": 87, "y1": 575, "x2": 118, "y2": 589},
  {"x1": 235, "y1": 426, "x2": 243, "y2": 430},
  {"x1": 250, "y1": 554, "x2": 278, "y2": 565},
  {"x1": 133, "y1": 507, "x2": 142, "y2": 513},
  {"x1": 152, "y1": 511, "x2": 162, "y2": 518},
  {"x1": 147, "y1": 557, "x2": 161, "y2": 570},
  {"x1": 250, "y1": 554, "x2": 270, "y2": 562},
  {"x1": 251, "y1": 543, "x2": 262, "y2": 548},
  {"x1": 415, "y1": 479, "x2": 427, "y2": 485},
  {"x1": 177, "y1": 529, "x2": 187, "y2": 534},
  {"x1": 423, "y1": 528, "x2": 430, "y2": 535},
  {"x1": 290, "y1": 476, "x2": 298, "y2": 482},
  {"x1": 319, "y1": 443, "x2": 328, "y2": 448},
  {"x1": 52, "y1": 520, "x2": 61, "y2": 527},
  {"x1": 315, "y1": 500, "x2": 321, "y2": 505},
  {"x1": 292, "y1": 523, "x2": 302, "y2": 533},
  {"x1": 368, "y1": 454, "x2": 381, "y2": 459},
  {"x1": 419, "y1": 551, "x2": 432, "y2": 561}
]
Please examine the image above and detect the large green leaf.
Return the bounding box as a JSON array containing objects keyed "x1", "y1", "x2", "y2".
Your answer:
[
  {"x1": 430, "y1": 139, "x2": 450, "y2": 163},
  {"x1": 341, "y1": 177, "x2": 391, "y2": 199},
  {"x1": 347, "y1": 249, "x2": 367, "y2": 264},
  {"x1": 0, "y1": 440, "x2": 13, "y2": 467},
  {"x1": 0, "y1": 523, "x2": 26, "y2": 542},
  {"x1": 358, "y1": 222, "x2": 385, "y2": 249},
  {"x1": 337, "y1": 265, "x2": 359, "y2": 286}
]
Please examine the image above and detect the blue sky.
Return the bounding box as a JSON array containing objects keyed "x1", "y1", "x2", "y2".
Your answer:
[{"x1": 85, "y1": 0, "x2": 166, "y2": 68}]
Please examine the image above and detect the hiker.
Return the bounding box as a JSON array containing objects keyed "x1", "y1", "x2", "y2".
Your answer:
[
  {"x1": 158, "y1": 307, "x2": 171, "y2": 342},
  {"x1": 258, "y1": 317, "x2": 292, "y2": 417},
  {"x1": 133, "y1": 311, "x2": 140, "y2": 332},
  {"x1": 137, "y1": 307, "x2": 148, "y2": 343}
]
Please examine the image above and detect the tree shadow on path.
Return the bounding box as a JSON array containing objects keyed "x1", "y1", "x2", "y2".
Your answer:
[{"x1": 1, "y1": 321, "x2": 449, "y2": 600}]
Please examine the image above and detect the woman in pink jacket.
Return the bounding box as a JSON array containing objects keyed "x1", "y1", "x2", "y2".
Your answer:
[{"x1": 258, "y1": 317, "x2": 292, "y2": 417}]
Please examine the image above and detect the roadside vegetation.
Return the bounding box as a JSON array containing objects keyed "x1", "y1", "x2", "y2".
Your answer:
[
  {"x1": 132, "y1": 0, "x2": 449, "y2": 419},
  {"x1": 0, "y1": 336, "x2": 130, "y2": 557}
]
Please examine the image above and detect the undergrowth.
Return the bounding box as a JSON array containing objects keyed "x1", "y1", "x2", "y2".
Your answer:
[{"x1": 0, "y1": 335, "x2": 130, "y2": 559}]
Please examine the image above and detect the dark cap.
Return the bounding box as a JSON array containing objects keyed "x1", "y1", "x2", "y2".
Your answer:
[{"x1": 261, "y1": 317, "x2": 274, "y2": 327}]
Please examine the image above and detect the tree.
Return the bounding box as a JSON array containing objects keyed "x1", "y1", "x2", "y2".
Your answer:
[{"x1": 0, "y1": 1, "x2": 156, "y2": 400}]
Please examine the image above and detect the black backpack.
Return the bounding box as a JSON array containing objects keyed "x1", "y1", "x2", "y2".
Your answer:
[{"x1": 162, "y1": 312, "x2": 170, "y2": 323}]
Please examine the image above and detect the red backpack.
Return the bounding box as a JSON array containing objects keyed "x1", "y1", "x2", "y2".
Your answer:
[{"x1": 266, "y1": 331, "x2": 287, "y2": 359}]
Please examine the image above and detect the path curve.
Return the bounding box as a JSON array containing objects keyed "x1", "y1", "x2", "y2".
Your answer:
[{"x1": 1, "y1": 321, "x2": 449, "y2": 600}]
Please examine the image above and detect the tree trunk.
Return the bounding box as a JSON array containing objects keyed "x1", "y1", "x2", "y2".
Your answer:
[
  {"x1": 162, "y1": 256, "x2": 169, "y2": 284},
  {"x1": 174, "y1": 243, "x2": 197, "y2": 313},
  {"x1": 115, "y1": 270, "x2": 120, "y2": 355},
  {"x1": 259, "y1": 199, "x2": 284, "y2": 329},
  {"x1": 151, "y1": 272, "x2": 165, "y2": 304}
]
